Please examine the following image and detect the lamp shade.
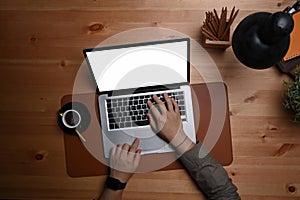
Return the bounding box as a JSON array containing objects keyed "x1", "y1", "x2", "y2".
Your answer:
[{"x1": 232, "y1": 11, "x2": 294, "y2": 69}]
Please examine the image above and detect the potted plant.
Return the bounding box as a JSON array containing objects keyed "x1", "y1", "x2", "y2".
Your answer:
[{"x1": 283, "y1": 66, "x2": 300, "y2": 122}]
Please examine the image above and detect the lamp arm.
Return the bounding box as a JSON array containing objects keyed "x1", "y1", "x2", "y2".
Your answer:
[{"x1": 284, "y1": 0, "x2": 300, "y2": 14}]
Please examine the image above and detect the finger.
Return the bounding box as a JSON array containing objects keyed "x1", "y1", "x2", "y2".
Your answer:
[
  {"x1": 133, "y1": 150, "x2": 142, "y2": 168},
  {"x1": 147, "y1": 100, "x2": 160, "y2": 117},
  {"x1": 136, "y1": 149, "x2": 142, "y2": 154},
  {"x1": 152, "y1": 95, "x2": 167, "y2": 116},
  {"x1": 122, "y1": 143, "x2": 130, "y2": 152},
  {"x1": 164, "y1": 93, "x2": 173, "y2": 111},
  {"x1": 110, "y1": 146, "x2": 117, "y2": 156},
  {"x1": 115, "y1": 144, "x2": 122, "y2": 158},
  {"x1": 153, "y1": 95, "x2": 163, "y2": 104},
  {"x1": 119, "y1": 143, "x2": 130, "y2": 160},
  {"x1": 129, "y1": 138, "x2": 140, "y2": 153},
  {"x1": 128, "y1": 142, "x2": 140, "y2": 161},
  {"x1": 147, "y1": 100, "x2": 154, "y2": 108},
  {"x1": 147, "y1": 113, "x2": 158, "y2": 130},
  {"x1": 158, "y1": 103, "x2": 167, "y2": 116},
  {"x1": 109, "y1": 146, "x2": 117, "y2": 163},
  {"x1": 116, "y1": 144, "x2": 122, "y2": 151},
  {"x1": 135, "y1": 149, "x2": 142, "y2": 158},
  {"x1": 172, "y1": 98, "x2": 180, "y2": 114}
]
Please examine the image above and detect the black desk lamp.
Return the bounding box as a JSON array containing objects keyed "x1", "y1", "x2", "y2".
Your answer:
[{"x1": 232, "y1": 0, "x2": 300, "y2": 69}]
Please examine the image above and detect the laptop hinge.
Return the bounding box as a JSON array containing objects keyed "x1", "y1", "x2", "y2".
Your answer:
[
  {"x1": 106, "y1": 83, "x2": 186, "y2": 97},
  {"x1": 133, "y1": 84, "x2": 178, "y2": 94}
]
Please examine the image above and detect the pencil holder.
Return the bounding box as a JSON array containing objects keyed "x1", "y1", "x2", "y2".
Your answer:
[
  {"x1": 201, "y1": 22, "x2": 231, "y2": 49},
  {"x1": 201, "y1": 7, "x2": 238, "y2": 49}
]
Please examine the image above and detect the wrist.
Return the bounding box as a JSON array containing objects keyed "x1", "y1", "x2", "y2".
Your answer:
[
  {"x1": 105, "y1": 176, "x2": 127, "y2": 191},
  {"x1": 110, "y1": 170, "x2": 131, "y2": 183},
  {"x1": 169, "y1": 131, "x2": 195, "y2": 154},
  {"x1": 176, "y1": 137, "x2": 195, "y2": 154},
  {"x1": 169, "y1": 130, "x2": 187, "y2": 147},
  {"x1": 174, "y1": 135, "x2": 188, "y2": 148}
]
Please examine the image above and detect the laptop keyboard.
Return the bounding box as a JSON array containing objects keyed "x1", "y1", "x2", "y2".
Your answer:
[{"x1": 106, "y1": 91, "x2": 186, "y2": 130}]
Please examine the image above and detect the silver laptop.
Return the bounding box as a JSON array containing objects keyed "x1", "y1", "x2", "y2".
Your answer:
[{"x1": 83, "y1": 38, "x2": 196, "y2": 158}]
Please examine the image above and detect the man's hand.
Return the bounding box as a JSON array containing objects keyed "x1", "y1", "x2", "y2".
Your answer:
[
  {"x1": 147, "y1": 93, "x2": 195, "y2": 153},
  {"x1": 109, "y1": 138, "x2": 142, "y2": 183},
  {"x1": 147, "y1": 93, "x2": 185, "y2": 144}
]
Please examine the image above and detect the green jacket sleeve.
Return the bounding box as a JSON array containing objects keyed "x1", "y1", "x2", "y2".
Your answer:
[{"x1": 179, "y1": 143, "x2": 241, "y2": 200}]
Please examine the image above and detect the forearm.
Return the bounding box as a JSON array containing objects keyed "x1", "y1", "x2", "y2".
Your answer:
[{"x1": 179, "y1": 143, "x2": 241, "y2": 200}]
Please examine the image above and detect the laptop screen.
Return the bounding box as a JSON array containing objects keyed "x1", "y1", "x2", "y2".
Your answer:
[{"x1": 84, "y1": 38, "x2": 189, "y2": 93}]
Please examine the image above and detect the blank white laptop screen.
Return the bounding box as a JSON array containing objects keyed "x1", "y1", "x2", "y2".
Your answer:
[{"x1": 85, "y1": 40, "x2": 188, "y2": 92}]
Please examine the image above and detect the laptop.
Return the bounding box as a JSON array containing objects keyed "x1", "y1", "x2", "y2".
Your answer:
[{"x1": 83, "y1": 38, "x2": 196, "y2": 158}]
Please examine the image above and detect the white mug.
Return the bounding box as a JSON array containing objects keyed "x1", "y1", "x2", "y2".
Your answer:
[{"x1": 61, "y1": 109, "x2": 81, "y2": 129}]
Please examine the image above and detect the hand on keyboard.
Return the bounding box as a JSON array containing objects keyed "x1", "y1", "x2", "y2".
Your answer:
[
  {"x1": 147, "y1": 93, "x2": 184, "y2": 141},
  {"x1": 147, "y1": 93, "x2": 194, "y2": 153}
]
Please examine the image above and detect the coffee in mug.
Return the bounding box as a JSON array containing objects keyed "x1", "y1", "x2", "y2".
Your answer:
[{"x1": 61, "y1": 109, "x2": 81, "y2": 129}]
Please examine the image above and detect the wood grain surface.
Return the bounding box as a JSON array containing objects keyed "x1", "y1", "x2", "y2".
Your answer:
[{"x1": 1, "y1": 0, "x2": 299, "y2": 199}]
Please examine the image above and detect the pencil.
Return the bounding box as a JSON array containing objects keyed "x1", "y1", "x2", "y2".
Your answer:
[
  {"x1": 75, "y1": 129, "x2": 86, "y2": 142},
  {"x1": 220, "y1": 9, "x2": 239, "y2": 40},
  {"x1": 213, "y1": 9, "x2": 220, "y2": 24},
  {"x1": 202, "y1": 27, "x2": 219, "y2": 41}
]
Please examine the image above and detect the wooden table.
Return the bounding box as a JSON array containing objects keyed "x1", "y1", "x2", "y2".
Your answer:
[{"x1": 1, "y1": 0, "x2": 299, "y2": 199}]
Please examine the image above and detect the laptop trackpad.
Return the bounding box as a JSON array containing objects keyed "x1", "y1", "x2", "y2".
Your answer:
[
  {"x1": 105, "y1": 132, "x2": 166, "y2": 154},
  {"x1": 140, "y1": 136, "x2": 166, "y2": 152}
]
